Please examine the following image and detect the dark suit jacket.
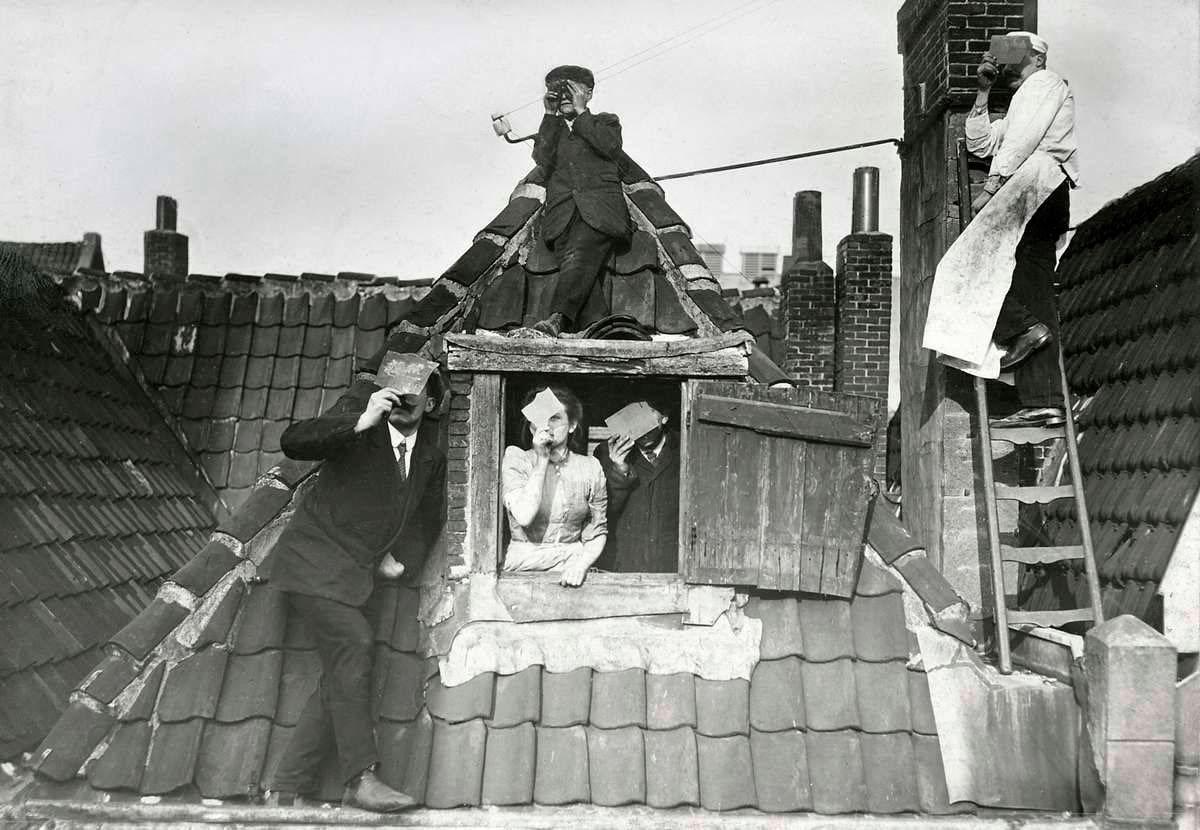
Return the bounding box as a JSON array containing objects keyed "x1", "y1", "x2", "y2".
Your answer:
[
  {"x1": 594, "y1": 433, "x2": 680, "y2": 573},
  {"x1": 533, "y1": 111, "x2": 633, "y2": 244},
  {"x1": 266, "y1": 380, "x2": 446, "y2": 607}
]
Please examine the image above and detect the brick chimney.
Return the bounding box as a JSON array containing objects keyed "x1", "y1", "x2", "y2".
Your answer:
[
  {"x1": 896, "y1": 0, "x2": 1037, "y2": 600},
  {"x1": 144, "y1": 195, "x2": 188, "y2": 276},
  {"x1": 780, "y1": 190, "x2": 835, "y2": 389},
  {"x1": 834, "y1": 167, "x2": 892, "y2": 479}
]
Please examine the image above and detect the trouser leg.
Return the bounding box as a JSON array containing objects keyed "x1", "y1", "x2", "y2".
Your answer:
[
  {"x1": 285, "y1": 593, "x2": 379, "y2": 785},
  {"x1": 271, "y1": 684, "x2": 333, "y2": 793},
  {"x1": 548, "y1": 212, "x2": 618, "y2": 328}
]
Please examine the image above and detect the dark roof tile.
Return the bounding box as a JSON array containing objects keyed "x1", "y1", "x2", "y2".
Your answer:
[
  {"x1": 157, "y1": 647, "x2": 229, "y2": 723},
  {"x1": 801, "y1": 659, "x2": 859, "y2": 730},
  {"x1": 214, "y1": 650, "x2": 282, "y2": 723},
  {"x1": 907, "y1": 669, "x2": 937, "y2": 735},
  {"x1": 913, "y1": 733, "x2": 961, "y2": 814},
  {"x1": 376, "y1": 648, "x2": 426, "y2": 722},
  {"x1": 686, "y1": 288, "x2": 740, "y2": 329},
  {"x1": 749, "y1": 656, "x2": 806, "y2": 732},
  {"x1": 861, "y1": 732, "x2": 921, "y2": 813},
  {"x1": 488, "y1": 665, "x2": 542, "y2": 728},
  {"x1": 441, "y1": 239, "x2": 504, "y2": 288},
  {"x1": 375, "y1": 713, "x2": 434, "y2": 802},
  {"x1": 659, "y1": 231, "x2": 703, "y2": 268},
  {"x1": 79, "y1": 651, "x2": 140, "y2": 705},
  {"x1": 425, "y1": 717, "x2": 486, "y2": 808},
  {"x1": 540, "y1": 667, "x2": 592, "y2": 728},
  {"x1": 481, "y1": 722, "x2": 536, "y2": 805},
  {"x1": 806, "y1": 730, "x2": 868, "y2": 813},
  {"x1": 696, "y1": 733, "x2": 756, "y2": 811},
  {"x1": 406, "y1": 283, "x2": 459, "y2": 328},
  {"x1": 426, "y1": 670, "x2": 494, "y2": 724},
  {"x1": 589, "y1": 668, "x2": 646, "y2": 729},
  {"x1": 195, "y1": 718, "x2": 272, "y2": 798},
  {"x1": 854, "y1": 660, "x2": 912, "y2": 733},
  {"x1": 141, "y1": 718, "x2": 205, "y2": 795},
  {"x1": 121, "y1": 661, "x2": 166, "y2": 723},
  {"x1": 586, "y1": 725, "x2": 646, "y2": 806},
  {"x1": 109, "y1": 598, "x2": 190, "y2": 661},
  {"x1": 796, "y1": 598, "x2": 854, "y2": 661},
  {"x1": 482, "y1": 197, "x2": 541, "y2": 237},
  {"x1": 276, "y1": 325, "x2": 305, "y2": 359},
  {"x1": 629, "y1": 188, "x2": 687, "y2": 231},
  {"x1": 170, "y1": 539, "x2": 240, "y2": 597},
  {"x1": 231, "y1": 585, "x2": 288, "y2": 654},
  {"x1": 533, "y1": 725, "x2": 590, "y2": 805},
  {"x1": 694, "y1": 678, "x2": 749, "y2": 738},
  {"x1": 644, "y1": 726, "x2": 700, "y2": 808},
  {"x1": 216, "y1": 486, "x2": 290, "y2": 543},
  {"x1": 750, "y1": 728, "x2": 812, "y2": 812},
  {"x1": 31, "y1": 701, "x2": 116, "y2": 781},
  {"x1": 850, "y1": 593, "x2": 911, "y2": 661},
  {"x1": 745, "y1": 597, "x2": 804, "y2": 660},
  {"x1": 645, "y1": 672, "x2": 696, "y2": 730},
  {"x1": 87, "y1": 720, "x2": 151, "y2": 791}
]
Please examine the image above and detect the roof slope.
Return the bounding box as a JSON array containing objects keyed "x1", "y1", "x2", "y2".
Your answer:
[
  {"x1": 30, "y1": 526, "x2": 961, "y2": 815},
  {"x1": 0, "y1": 300, "x2": 216, "y2": 761},
  {"x1": 59, "y1": 272, "x2": 431, "y2": 511},
  {"x1": 1020, "y1": 153, "x2": 1200, "y2": 623},
  {"x1": 0, "y1": 235, "x2": 103, "y2": 275}
]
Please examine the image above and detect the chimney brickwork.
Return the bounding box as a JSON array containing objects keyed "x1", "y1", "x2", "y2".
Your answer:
[
  {"x1": 896, "y1": 0, "x2": 1036, "y2": 606},
  {"x1": 144, "y1": 196, "x2": 188, "y2": 277},
  {"x1": 780, "y1": 190, "x2": 835, "y2": 389}
]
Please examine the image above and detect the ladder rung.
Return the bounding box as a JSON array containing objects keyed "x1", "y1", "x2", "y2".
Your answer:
[
  {"x1": 987, "y1": 425, "x2": 1066, "y2": 445},
  {"x1": 1001, "y1": 544, "x2": 1086, "y2": 564},
  {"x1": 1007, "y1": 608, "x2": 1095, "y2": 627},
  {"x1": 994, "y1": 484, "x2": 1074, "y2": 504}
]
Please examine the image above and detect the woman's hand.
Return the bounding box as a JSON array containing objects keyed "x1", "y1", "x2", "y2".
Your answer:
[
  {"x1": 559, "y1": 554, "x2": 590, "y2": 587},
  {"x1": 532, "y1": 428, "x2": 554, "y2": 459}
]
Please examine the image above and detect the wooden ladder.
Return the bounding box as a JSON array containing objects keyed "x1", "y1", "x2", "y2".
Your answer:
[{"x1": 954, "y1": 140, "x2": 1104, "y2": 674}]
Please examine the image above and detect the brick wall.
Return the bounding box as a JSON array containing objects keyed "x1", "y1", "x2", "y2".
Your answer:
[
  {"x1": 781, "y1": 262, "x2": 835, "y2": 389},
  {"x1": 835, "y1": 232, "x2": 893, "y2": 478},
  {"x1": 144, "y1": 231, "x2": 188, "y2": 277}
]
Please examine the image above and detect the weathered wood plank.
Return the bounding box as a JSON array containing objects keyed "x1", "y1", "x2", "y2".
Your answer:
[
  {"x1": 759, "y1": 432, "x2": 806, "y2": 591},
  {"x1": 1006, "y1": 608, "x2": 1095, "y2": 626},
  {"x1": 799, "y1": 440, "x2": 836, "y2": 592},
  {"x1": 466, "y1": 373, "x2": 502, "y2": 574},
  {"x1": 445, "y1": 333, "x2": 752, "y2": 376},
  {"x1": 496, "y1": 572, "x2": 688, "y2": 621},
  {"x1": 1000, "y1": 544, "x2": 1085, "y2": 565},
  {"x1": 695, "y1": 395, "x2": 874, "y2": 447},
  {"x1": 994, "y1": 485, "x2": 1075, "y2": 504}
]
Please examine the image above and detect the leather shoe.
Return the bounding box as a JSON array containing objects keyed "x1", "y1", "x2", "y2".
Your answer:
[
  {"x1": 343, "y1": 768, "x2": 415, "y2": 813},
  {"x1": 999, "y1": 322, "x2": 1052, "y2": 369},
  {"x1": 989, "y1": 406, "x2": 1065, "y2": 428}
]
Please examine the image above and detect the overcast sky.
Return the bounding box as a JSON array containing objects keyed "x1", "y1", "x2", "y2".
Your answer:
[{"x1": 3, "y1": 0, "x2": 1196, "y2": 282}]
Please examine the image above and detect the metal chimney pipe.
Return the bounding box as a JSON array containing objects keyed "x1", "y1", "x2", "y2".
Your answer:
[
  {"x1": 156, "y1": 196, "x2": 178, "y2": 232},
  {"x1": 791, "y1": 190, "x2": 822, "y2": 262},
  {"x1": 851, "y1": 167, "x2": 879, "y2": 233}
]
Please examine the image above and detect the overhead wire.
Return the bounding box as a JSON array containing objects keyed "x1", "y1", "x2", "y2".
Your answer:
[{"x1": 497, "y1": 0, "x2": 781, "y2": 119}]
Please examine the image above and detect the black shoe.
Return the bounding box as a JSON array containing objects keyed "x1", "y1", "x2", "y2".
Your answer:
[
  {"x1": 989, "y1": 406, "x2": 1065, "y2": 428},
  {"x1": 999, "y1": 323, "x2": 1052, "y2": 369},
  {"x1": 343, "y1": 768, "x2": 415, "y2": 813}
]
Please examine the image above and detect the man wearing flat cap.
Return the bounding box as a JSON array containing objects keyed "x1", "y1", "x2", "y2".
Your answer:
[
  {"x1": 924, "y1": 31, "x2": 1079, "y2": 428},
  {"x1": 530, "y1": 64, "x2": 633, "y2": 337}
]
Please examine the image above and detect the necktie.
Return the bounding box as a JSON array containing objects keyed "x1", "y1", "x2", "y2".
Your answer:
[{"x1": 395, "y1": 440, "x2": 407, "y2": 485}]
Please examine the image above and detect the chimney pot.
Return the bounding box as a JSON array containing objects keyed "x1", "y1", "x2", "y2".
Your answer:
[
  {"x1": 156, "y1": 196, "x2": 178, "y2": 232},
  {"x1": 851, "y1": 167, "x2": 880, "y2": 233},
  {"x1": 791, "y1": 191, "x2": 822, "y2": 263}
]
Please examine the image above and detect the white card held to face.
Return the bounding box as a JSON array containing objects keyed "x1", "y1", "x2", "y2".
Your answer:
[
  {"x1": 376, "y1": 351, "x2": 437, "y2": 396},
  {"x1": 522, "y1": 388, "x2": 566, "y2": 430},
  {"x1": 605, "y1": 401, "x2": 662, "y2": 441}
]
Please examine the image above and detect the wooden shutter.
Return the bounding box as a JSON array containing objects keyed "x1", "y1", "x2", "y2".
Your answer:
[{"x1": 680, "y1": 381, "x2": 882, "y2": 597}]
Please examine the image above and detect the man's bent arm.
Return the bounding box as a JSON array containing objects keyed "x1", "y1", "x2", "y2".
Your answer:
[
  {"x1": 279, "y1": 384, "x2": 369, "y2": 460},
  {"x1": 990, "y1": 74, "x2": 1068, "y2": 177},
  {"x1": 569, "y1": 111, "x2": 623, "y2": 160},
  {"x1": 532, "y1": 114, "x2": 564, "y2": 170}
]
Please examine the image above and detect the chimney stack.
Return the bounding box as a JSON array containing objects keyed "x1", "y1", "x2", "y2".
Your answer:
[
  {"x1": 791, "y1": 190, "x2": 823, "y2": 262},
  {"x1": 781, "y1": 189, "x2": 835, "y2": 390},
  {"x1": 144, "y1": 195, "x2": 188, "y2": 276},
  {"x1": 834, "y1": 170, "x2": 892, "y2": 478},
  {"x1": 851, "y1": 167, "x2": 880, "y2": 233}
]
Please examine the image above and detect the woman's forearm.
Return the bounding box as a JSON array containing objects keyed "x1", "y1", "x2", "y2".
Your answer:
[{"x1": 505, "y1": 457, "x2": 549, "y2": 527}]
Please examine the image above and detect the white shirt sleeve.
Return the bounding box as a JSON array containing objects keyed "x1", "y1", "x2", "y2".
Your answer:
[
  {"x1": 965, "y1": 109, "x2": 1006, "y2": 159},
  {"x1": 989, "y1": 73, "x2": 1069, "y2": 178}
]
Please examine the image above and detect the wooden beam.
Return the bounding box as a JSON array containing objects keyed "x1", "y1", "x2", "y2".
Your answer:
[
  {"x1": 445, "y1": 333, "x2": 752, "y2": 376},
  {"x1": 494, "y1": 572, "x2": 733, "y2": 623},
  {"x1": 466, "y1": 373, "x2": 502, "y2": 574},
  {"x1": 694, "y1": 395, "x2": 874, "y2": 447}
]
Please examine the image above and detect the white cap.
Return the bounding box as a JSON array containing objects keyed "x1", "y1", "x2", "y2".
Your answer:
[{"x1": 1010, "y1": 31, "x2": 1048, "y2": 55}]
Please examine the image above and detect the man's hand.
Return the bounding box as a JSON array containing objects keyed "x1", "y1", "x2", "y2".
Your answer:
[
  {"x1": 976, "y1": 53, "x2": 999, "y2": 90},
  {"x1": 544, "y1": 91, "x2": 559, "y2": 116},
  {"x1": 607, "y1": 434, "x2": 635, "y2": 474},
  {"x1": 971, "y1": 189, "x2": 995, "y2": 215},
  {"x1": 559, "y1": 554, "x2": 590, "y2": 587},
  {"x1": 565, "y1": 80, "x2": 589, "y2": 117},
  {"x1": 378, "y1": 553, "x2": 406, "y2": 580},
  {"x1": 356, "y1": 388, "x2": 402, "y2": 433}
]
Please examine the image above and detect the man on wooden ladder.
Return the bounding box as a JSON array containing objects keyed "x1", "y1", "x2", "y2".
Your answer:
[{"x1": 923, "y1": 31, "x2": 1079, "y2": 427}]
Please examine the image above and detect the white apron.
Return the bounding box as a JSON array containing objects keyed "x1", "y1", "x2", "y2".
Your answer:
[{"x1": 922, "y1": 150, "x2": 1067, "y2": 378}]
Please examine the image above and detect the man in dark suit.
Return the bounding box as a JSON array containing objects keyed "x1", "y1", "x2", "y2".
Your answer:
[
  {"x1": 594, "y1": 400, "x2": 679, "y2": 573},
  {"x1": 266, "y1": 364, "x2": 445, "y2": 812},
  {"x1": 531, "y1": 64, "x2": 633, "y2": 337}
]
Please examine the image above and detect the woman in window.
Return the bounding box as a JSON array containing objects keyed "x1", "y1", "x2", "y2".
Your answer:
[{"x1": 502, "y1": 385, "x2": 607, "y2": 586}]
